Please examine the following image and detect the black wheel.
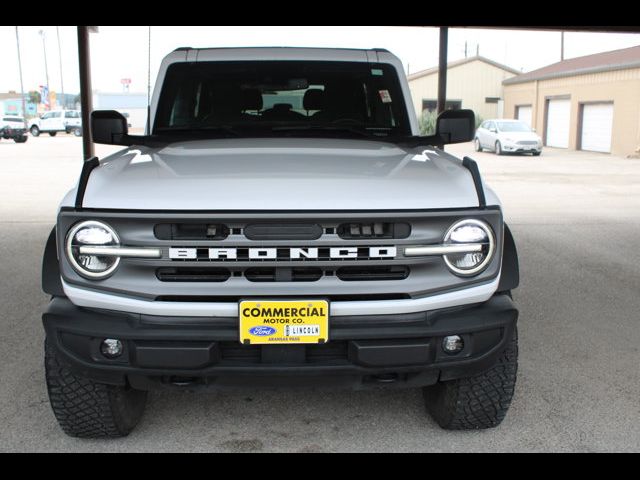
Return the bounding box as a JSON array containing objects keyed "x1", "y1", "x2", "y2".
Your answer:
[
  {"x1": 14, "y1": 136, "x2": 28, "y2": 143},
  {"x1": 495, "y1": 141, "x2": 503, "y2": 156},
  {"x1": 423, "y1": 328, "x2": 518, "y2": 430},
  {"x1": 30, "y1": 126, "x2": 40, "y2": 137},
  {"x1": 532, "y1": 151, "x2": 541, "y2": 156},
  {"x1": 72, "y1": 127, "x2": 82, "y2": 137},
  {"x1": 45, "y1": 339, "x2": 147, "y2": 438},
  {"x1": 48, "y1": 131, "x2": 57, "y2": 137},
  {"x1": 474, "y1": 138, "x2": 482, "y2": 152}
]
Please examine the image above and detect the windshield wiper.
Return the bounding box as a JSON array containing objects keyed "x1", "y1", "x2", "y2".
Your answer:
[
  {"x1": 154, "y1": 125, "x2": 242, "y2": 137},
  {"x1": 270, "y1": 125, "x2": 383, "y2": 138}
]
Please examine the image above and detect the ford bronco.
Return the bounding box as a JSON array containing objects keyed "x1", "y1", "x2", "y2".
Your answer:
[{"x1": 41, "y1": 47, "x2": 519, "y2": 438}]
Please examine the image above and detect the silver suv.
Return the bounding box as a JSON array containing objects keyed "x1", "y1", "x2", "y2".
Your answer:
[{"x1": 41, "y1": 47, "x2": 520, "y2": 438}]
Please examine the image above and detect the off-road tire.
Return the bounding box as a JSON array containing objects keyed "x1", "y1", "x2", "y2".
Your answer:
[
  {"x1": 72, "y1": 127, "x2": 82, "y2": 137},
  {"x1": 423, "y1": 328, "x2": 518, "y2": 430},
  {"x1": 44, "y1": 339, "x2": 147, "y2": 438},
  {"x1": 48, "y1": 131, "x2": 57, "y2": 137},
  {"x1": 30, "y1": 126, "x2": 40, "y2": 136}
]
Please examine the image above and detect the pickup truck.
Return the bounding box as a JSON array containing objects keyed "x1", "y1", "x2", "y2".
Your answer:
[
  {"x1": 29, "y1": 109, "x2": 82, "y2": 137},
  {"x1": 0, "y1": 116, "x2": 28, "y2": 143},
  {"x1": 41, "y1": 47, "x2": 520, "y2": 438}
]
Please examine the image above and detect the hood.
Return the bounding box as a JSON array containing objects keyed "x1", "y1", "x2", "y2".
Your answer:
[
  {"x1": 78, "y1": 137, "x2": 487, "y2": 211},
  {"x1": 498, "y1": 131, "x2": 540, "y2": 142}
]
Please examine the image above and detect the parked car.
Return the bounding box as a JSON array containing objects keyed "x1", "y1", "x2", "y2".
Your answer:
[
  {"x1": 29, "y1": 109, "x2": 82, "y2": 137},
  {"x1": 0, "y1": 116, "x2": 28, "y2": 143},
  {"x1": 42, "y1": 47, "x2": 520, "y2": 438},
  {"x1": 475, "y1": 119, "x2": 542, "y2": 155}
]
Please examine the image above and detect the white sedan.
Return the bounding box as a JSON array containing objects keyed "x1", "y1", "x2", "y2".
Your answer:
[{"x1": 475, "y1": 119, "x2": 542, "y2": 156}]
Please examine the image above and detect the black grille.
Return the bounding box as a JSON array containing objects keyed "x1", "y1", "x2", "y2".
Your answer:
[
  {"x1": 156, "y1": 267, "x2": 230, "y2": 282},
  {"x1": 154, "y1": 223, "x2": 229, "y2": 240},
  {"x1": 244, "y1": 267, "x2": 323, "y2": 282},
  {"x1": 219, "y1": 341, "x2": 349, "y2": 365},
  {"x1": 337, "y1": 222, "x2": 410, "y2": 239},
  {"x1": 337, "y1": 266, "x2": 410, "y2": 281},
  {"x1": 244, "y1": 223, "x2": 322, "y2": 240}
]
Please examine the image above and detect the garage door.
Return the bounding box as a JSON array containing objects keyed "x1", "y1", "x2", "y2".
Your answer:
[
  {"x1": 581, "y1": 103, "x2": 613, "y2": 153},
  {"x1": 546, "y1": 99, "x2": 571, "y2": 148},
  {"x1": 516, "y1": 105, "x2": 532, "y2": 127}
]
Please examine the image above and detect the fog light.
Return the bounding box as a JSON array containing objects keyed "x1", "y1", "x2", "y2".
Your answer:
[
  {"x1": 442, "y1": 335, "x2": 464, "y2": 354},
  {"x1": 100, "y1": 338, "x2": 123, "y2": 358}
]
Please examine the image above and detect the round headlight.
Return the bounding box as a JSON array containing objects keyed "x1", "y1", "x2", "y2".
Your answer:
[
  {"x1": 66, "y1": 220, "x2": 120, "y2": 279},
  {"x1": 443, "y1": 219, "x2": 495, "y2": 276}
]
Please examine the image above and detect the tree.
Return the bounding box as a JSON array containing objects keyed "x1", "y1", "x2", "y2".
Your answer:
[
  {"x1": 419, "y1": 110, "x2": 437, "y2": 136},
  {"x1": 28, "y1": 90, "x2": 41, "y2": 104}
]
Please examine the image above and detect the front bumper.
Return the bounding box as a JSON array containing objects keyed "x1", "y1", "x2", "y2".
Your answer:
[
  {"x1": 1, "y1": 128, "x2": 26, "y2": 138},
  {"x1": 43, "y1": 294, "x2": 518, "y2": 390},
  {"x1": 502, "y1": 142, "x2": 541, "y2": 153}
]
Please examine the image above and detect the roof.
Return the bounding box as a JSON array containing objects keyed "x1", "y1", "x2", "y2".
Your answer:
[
  {"x1": 407, "y1": 55, "x2": 520, "y2": 81},
  {"x1": 503, "y1": 44, "x2": 640, "y2": 85},
  {"x1": 0, "y1": 92, "x2": 23, "y2": 101}
]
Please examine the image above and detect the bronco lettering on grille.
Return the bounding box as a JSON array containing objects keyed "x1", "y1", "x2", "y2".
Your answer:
[{"x1": 169, "y1": 246, "x2": 397, "y2": 261}]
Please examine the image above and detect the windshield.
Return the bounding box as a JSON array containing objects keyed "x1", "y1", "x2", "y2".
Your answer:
[
  {"x1": 154, "y1": 61, "x2": 411, "y2": 137},
  {"x1": 497, "y1": 121, "x2": 531, "y2": 132}
]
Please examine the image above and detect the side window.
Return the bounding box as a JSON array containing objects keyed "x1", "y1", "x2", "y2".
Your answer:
[
  {"x1": 480, "y1": 121, "x2": 488, "y2": 129},
  {"x1": 487, "y1": 121, "x2": 495, "y2": 130},
  {"x1": 65, "y1": 111, "x2": 79, "y2": 118},
  {"x1": 41, "y1": 113, "x2": 51, "y2": 120},
  {"x1": 51, "y1": 112, "x2": 62, "y2": 118}
]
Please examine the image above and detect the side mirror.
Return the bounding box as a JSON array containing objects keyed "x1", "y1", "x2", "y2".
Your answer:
[
  {"x1": 436, "y1": 109, "x2": 475, "y2": 144},
  {"x1": 91, "y1": 110, "x2": 128, "y2": 145}
]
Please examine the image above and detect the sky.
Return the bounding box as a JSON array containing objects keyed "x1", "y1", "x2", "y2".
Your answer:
[{"x1": 1, "y1": 26, "x2": 640, "y2": 96}]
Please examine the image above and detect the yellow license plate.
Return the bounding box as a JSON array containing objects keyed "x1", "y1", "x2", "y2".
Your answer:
[{"x1": 239, "y1": 300, "x2": 329, "y2": 345}]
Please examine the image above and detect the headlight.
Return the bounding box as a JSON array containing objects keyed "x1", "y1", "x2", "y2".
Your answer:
[
  {"x1": 442, "y1": 219, "x2": 495, "y2": 276},
  {"x1": 66, "y1": 220, "x2": 120, "y2": 279}
]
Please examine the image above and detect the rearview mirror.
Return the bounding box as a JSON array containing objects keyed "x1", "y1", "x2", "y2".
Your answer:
[
  {"x1": 436, "y1": 109, "x2": 475, "y2": 144},
  {"x1": 91, "y1": 110, "x2": 128, "y2": 145}
]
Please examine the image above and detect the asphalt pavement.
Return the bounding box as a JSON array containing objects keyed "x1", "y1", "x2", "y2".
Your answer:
[{"x1": 0, "y1": 136, "x2": 638, "y2": 452}]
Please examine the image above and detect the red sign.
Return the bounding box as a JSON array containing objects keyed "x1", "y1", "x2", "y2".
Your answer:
[{"x1": 120, "y1": 78, "x2": 132, "y2": 85}]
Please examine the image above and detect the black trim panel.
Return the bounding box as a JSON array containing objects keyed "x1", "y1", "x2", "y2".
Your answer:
[
  {"x1": 498, "y1": 223, "x2": 519, "y2": 292},
  {"x1": 42, "y1": 227, "x2": 65, "y2": 297}
]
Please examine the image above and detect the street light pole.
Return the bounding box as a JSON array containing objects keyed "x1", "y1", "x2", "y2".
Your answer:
[
  {"x1": 15, "y1": 27, "x2": 27, "y2": 127},
  {"x1": 38, "y1": 29, "x2": 50, "y2": 110},
  {"x1": 56, "y1": 26, "x2": 65, "y2": 110}
]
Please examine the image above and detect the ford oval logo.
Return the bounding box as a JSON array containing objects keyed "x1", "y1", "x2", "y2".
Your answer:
[{"x1": 249, "y1": 326, "x2": 276, "y2": 336}]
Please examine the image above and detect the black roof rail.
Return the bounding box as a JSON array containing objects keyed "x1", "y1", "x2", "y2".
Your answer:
[{"x1": 173, "y1": 47, "x2": 192, "y2": 52}]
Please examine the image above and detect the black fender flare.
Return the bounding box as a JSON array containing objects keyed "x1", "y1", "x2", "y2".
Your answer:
[
  {"x1": 498, "y1": 223, "x2": 519, "y2": 292},
  {"x1": 42, "y1": 227, "x2": 65, "y2": 297}
]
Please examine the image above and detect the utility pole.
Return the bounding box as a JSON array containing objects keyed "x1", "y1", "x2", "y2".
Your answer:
[
  {"x1": 78, "y1": 26, "x2": 97, "y2": 160},
  {"x1": 38, "y1": 29, "x2": 50, "y2": 110},
  {"x1": 15, "y1": 27, "x2": 27, "y2": 127},
  {"x1": 437, "y1": 27, "x2": 448, "y2": 115},
  {"x1": 56, "y1": 26, "x2": 65, "y2": 109},
  {"x1": 560, "y1": 31, "x2": 565, "y2": 61}
]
